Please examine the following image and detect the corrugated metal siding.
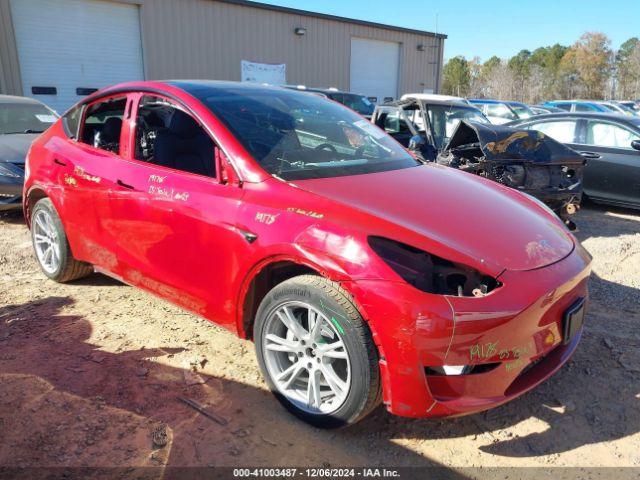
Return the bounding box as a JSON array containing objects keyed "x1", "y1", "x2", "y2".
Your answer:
[
  {"x1": 0, "y1": 0, "x2": 22, "y2": 96},
  {"x1": 140, "y1": 0, "x2": 444, "y2": 95},
  {"x1": 0, "y1": 0, "x2": 444, "y2": 97}
]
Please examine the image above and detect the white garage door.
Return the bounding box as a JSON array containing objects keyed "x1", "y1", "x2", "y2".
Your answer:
[
  {"x1": 10, "y1": 0, "x2": 144, "y2": 113},
  {"x1": 350, "y1": 38, "x2": 400, "y2": 105}
]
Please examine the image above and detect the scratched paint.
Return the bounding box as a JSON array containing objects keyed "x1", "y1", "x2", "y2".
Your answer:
[
  {"x1": 63, "y1": 174, "x2": 77, "y2": 187},
  {"x1": 74, "y1": 166, "x2": 101, "y2": 184}
]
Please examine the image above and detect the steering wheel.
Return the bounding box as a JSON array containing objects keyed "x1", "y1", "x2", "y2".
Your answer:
[{"x1": 314, "y1": 143, "x2": 337, "y2": 153}]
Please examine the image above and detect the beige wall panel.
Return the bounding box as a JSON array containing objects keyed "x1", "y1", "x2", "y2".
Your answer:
[
  {"x1": 0, "y1": 0, "x2": 22, "y2": 95},
  {"x1": 140, "y1": 0, "x2": 444, "y2": 96}
]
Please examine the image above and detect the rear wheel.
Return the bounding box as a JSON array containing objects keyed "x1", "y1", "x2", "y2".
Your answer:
[
  {"x1": 31, "y1": 198, "x2": 92, "y2": 282},
  {"x1": 254, "y1": 275, "x2": 381, "y2": 428}
]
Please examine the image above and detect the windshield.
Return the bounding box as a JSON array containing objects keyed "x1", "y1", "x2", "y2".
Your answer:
[
  {"x1": 0, "y1": 102, "x2": 57, "y2": 134},
  {"x1": 338, "y1": 93, "x2": 375, "y2": 116},
  {"x1": 187, "y1": 85, "x2": 418, "y2": 180},
  {"x1": 620, "y1": 102, "x2": 640, "y2": 112},
  {"x1": 425, "y1": 105, "x2": 489, "y2": 149},
  {"x1": 600, "y1": 103, "x2": 617, "y2": 112}
]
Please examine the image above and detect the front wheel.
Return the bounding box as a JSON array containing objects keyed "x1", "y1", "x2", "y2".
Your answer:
[{"x1": 254, "y1": 275, "x2": 381, "y2": 428}]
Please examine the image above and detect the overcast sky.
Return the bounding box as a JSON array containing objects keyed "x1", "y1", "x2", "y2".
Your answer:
[{"x1": 264, "y1": 0, "x2": 640, "y2": 61}]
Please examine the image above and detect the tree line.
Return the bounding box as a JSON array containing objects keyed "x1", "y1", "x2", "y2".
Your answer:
[{"x1": 441, "y1": 32, "x2": 640, "y2": 103}]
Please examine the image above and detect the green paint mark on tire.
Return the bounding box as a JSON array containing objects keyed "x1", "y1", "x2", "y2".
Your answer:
[{"x1": 330, "y1": 316, "x2": 345, "y2": 335}]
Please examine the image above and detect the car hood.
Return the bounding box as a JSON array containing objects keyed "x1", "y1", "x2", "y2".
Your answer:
[
  {"x1": 294, "y1": 164, "x2": 574, "y2": 274},
  {"x1": 443, "y1": 121, "x2": 584, "y2": 165},
  {"x1": 0, "y1": 133, "x2": 38, "y2": 164}
]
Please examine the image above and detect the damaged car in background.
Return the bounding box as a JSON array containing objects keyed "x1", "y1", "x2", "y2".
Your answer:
[{"x1": 372, "y1": 97, "x2": 585, "y2": 229}]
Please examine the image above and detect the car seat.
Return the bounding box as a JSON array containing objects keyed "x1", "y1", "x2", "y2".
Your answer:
[
  {"x1": 153, "y1": 110, "x2": 214, "y2": 176},
  {"x1": 93, "y1": 117, "x2": 122, "y2": 153}
]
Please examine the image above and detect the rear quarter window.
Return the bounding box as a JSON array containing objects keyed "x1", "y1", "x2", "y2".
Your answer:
[{"x1": 62, "y1": 106, "x2": 83, "y2": 139}]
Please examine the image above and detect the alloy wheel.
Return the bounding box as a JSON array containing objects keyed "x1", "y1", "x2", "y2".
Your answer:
[
  {"x1": 262, "y1": 301, "x2": 351, "y2": 415},
  {"x1": 33, "y1": 209, "x2": 61, "y2": 274}
]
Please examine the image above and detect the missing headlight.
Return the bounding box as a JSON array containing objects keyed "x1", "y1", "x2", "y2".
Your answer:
[{"x1": 368, "y1": 236, "x2": 500, "y2": 297}]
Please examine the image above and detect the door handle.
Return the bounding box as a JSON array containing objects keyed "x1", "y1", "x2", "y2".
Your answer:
[
  {"x1": 579, "y1": 151, "x2": 602, "y2": 160},
  {"x1": 116, "y1": 179, "x2": 135, "y2": 190},
  {"x1": 53, "y1": 158, "x2": 67, "y2": 166}
]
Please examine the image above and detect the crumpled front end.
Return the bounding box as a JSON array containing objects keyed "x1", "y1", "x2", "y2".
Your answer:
[
  {"x1": 342, "y1": 241, "x2": 591, "y2": 418},
  {"x1": 437, "y1": 121, "x2": 585, "y2": 229}
]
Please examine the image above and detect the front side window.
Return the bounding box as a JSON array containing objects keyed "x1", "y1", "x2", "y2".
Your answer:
[
  {"x1": 0, "y1": 102, "x2": 57, "y2": 135},
  {"x1": 183, "y1": 85, "x2": 418, "y2": 181},
  {"x1": 585, "y1": 121, "x2": 640, "y2": 148},
  {"x1": 80, "y1": 97, "x2": 126, "y2": 154},
  {"x1": 554, "y1": 103, "x2": 571, "y2": 111},
  {"x1": 134, "y1": 95, "x2": 215, "y2": 177},
  {"x1": 374, "y1": 106, "x2": 422, "y2": 135},
  {"x1": 527, "y1": 120, "x2": 577, "y2": 143},
  {"x1": 341, "y1": 94, "x2": 375, "y2": 117},
  {"x1": 426, "y1": 105, "x2": 489, "y2": 149}
]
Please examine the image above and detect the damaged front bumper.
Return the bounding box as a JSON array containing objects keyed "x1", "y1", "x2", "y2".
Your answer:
[{"x1": 343, "y1": 241, "x2": 592, "y2": 418}]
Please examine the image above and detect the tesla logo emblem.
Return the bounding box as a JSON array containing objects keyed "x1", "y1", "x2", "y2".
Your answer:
[{"x1": 255, "y1": 212, "x2": 279, "y2": 225}]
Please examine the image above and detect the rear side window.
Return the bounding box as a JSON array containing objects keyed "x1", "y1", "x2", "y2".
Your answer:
[
  {"x1": 134, "y1": 95, "x2": 216, "y2": 177},
  {"x1": 585, "y1": 121, "x2": 640, "y2": 148},
  {"x1": 554, "y1": 103, "x2": 571, "y2": 111},
  {"x1": 80, "y1": 97, "x2": 127, "y2": 154},
  {"x1": 529, "y1": 120, "x2": 577, "y2": 143},
  {"x1": 62, "y1": 106, "x2": 82, "y2": 139}
]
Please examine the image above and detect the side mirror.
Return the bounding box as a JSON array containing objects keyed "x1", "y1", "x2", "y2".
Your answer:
[{"x1": 631, "y1": 140, "x2": 640, "y2": 152}]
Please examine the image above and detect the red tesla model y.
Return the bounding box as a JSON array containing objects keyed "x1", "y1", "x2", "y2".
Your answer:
[{"x1": 24, "y1": 81, "x2": 591, "y2": 427}]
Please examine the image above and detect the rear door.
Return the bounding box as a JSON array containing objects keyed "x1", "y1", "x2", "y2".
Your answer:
[
  {"x1": 108, "y1": 93, "x2": 248, "y2": 326},
  {"x1": 574, "y1": 119, "x2": 640, "y2": 206},
  {"x1": 53, "y1": 94, "x2": 130, "y2": 271}
]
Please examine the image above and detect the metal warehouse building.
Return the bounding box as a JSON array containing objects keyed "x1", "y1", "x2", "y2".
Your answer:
[{"x1": 0, "y1": 0, "x2": 446, "y2": 113}]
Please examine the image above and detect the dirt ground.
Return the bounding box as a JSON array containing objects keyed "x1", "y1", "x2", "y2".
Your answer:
[{"x1": 0, "y1": 203, "x2": 639, "y2": 475}]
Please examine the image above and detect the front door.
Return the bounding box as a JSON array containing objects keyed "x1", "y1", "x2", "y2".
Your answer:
[{"x1": 108, "y1": 94, "x2": 249, "y2": 328}]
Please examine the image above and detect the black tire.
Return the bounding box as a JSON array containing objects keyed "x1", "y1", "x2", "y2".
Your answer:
[
  {"x1": 31, "y1": 198, "x2": 93, "y2": 282},
  {"x1": 254, "y1": 275, "x2": 381, "y2": 428}
]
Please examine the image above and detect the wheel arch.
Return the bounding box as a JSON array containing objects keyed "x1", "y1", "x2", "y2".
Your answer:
[
  {"x1": 237, "y1": 256, "x2": 323, "y2": 340},
  {"x1": 24, "y1": 185, "x2": 52, "y2": 228},
  {"x1": 236, "y1": 250, "x2": 379, "y2": 341}
]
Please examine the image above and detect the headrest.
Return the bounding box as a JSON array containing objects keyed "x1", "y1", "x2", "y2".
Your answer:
[
  {"x1": 101, "y1": 117, "x2": 122, "y2": 141},
  {"x1": 169, "y1": 109, "x2": 198, "y2": 138}
]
